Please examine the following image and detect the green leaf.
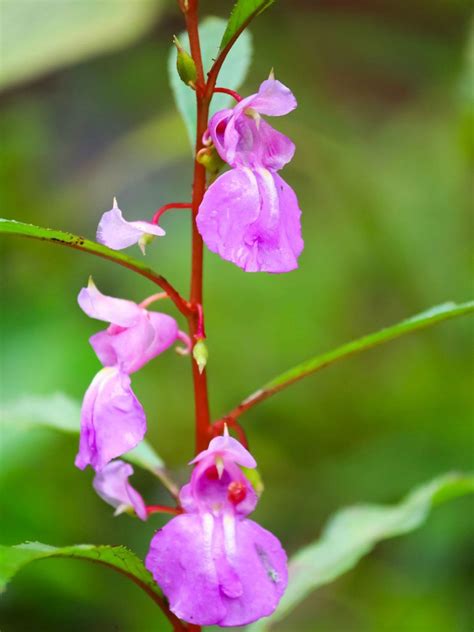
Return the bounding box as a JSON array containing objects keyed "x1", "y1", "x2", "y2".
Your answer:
[
  {"x1": 246, "y1": 472, "x2": 474, "y2": 631},
  {"x1": 0, "y1": 393, "x2": 178, "y2": 496},
  {"x1": 0, "y1": 0, "x2": 164, "y2": 91},
  {"x1": 226, "y1": 301, "x2": 474, "y2": 420},
  {"x1": 168, "y1": 17, "x2": 252, "y2": 147},
  {"x1": 0, "y1": 218, "x2": 188, "y2": 316},
  {"x1": 0, "y1": 542, "x2": 164, "y2": 605},
  {"x1": 220, "y1": 0, "x2": 275, "y2": 52}
]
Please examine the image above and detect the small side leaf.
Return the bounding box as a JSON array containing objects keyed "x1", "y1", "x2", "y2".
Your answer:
[
  {"x1": 0, "y1": 542, "x2": 163, "y2": 605},
  {"x1": 246, "y1": 472, "x2": 474, "y2": 631},
  {"x1": 168, "y1": 17, "x2": 252, "y2": 147},
  {"x1": 0, "y1": 393, "x2": 175, "y2": 493},
  {"x1": 220, "y1": 0, "x2": 275, "y2": 51}
]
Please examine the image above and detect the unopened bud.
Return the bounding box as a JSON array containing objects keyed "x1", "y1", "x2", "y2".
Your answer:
[
  {"x1": 173, "y1": 35, "x2": 197, "y2": 88},
  {"x1": 196, "y1": 146, "x2": 225, "y2": 176},
  {"x1": 138, "y1": 233, "x2": 155, "y2": 255},
  {"x1": 242, "y1": 466, "x2": 264, "y2": 496},
  {"x1": 193, "y1": 338, "x2": 208, "y2": 374}
]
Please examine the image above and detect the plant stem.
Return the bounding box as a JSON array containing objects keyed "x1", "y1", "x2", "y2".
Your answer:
[
  {"x1": 152, "y1": 202, "x2": 192, "y2": 225},
  {"x1": 182, "y1": 0, "x2": 212, "y2": 456},
  {"x1": 213, "y1": 86, "x2": 242, "y2": 102}
]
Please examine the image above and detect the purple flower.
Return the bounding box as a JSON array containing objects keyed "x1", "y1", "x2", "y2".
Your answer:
[
  {"x1": 97, "y1": 198, "x2": 165, "y2": 254},
  {"x1": 93, "y1": 460, "x2": 147, "y2": 520},
  {"x1": 76, "y1": 280, "x2": 190, "y2": 471},
  {"x1": 146, "y1": 430, "x2": 287, "y2": 626},
  {"x1": 197, "y1": 77, "x2": 303, "y2": 273},
  {"x1": 207, "y1": 78, "x2": 297, "y2": 170},
  {"x1": 197, "y1": 167, "x2": 303, "y2": 273},
  {"x1": 78, "y1": 279, "x2": 188, "y2": 374},
  {"x1": 75, "y1": 368, "x2": 146, "y2": 472}
]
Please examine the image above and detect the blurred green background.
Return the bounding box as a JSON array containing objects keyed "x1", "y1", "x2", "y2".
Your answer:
[{"x1": 1, "y1": 1, "x2": 473, "y2": 630}]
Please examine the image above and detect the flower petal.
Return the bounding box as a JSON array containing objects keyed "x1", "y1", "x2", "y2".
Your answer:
[
  {"x1": 89, "y1": 311, "x2": 178, "y2": 374},
  {"x1": 97, "y1": 202, "x2": 165, "y2": 251},
  {"x1": 93, "y1": 460, "x2": 147, "y2": 520},
  {"x1": 78, "y1": 279, "x2": 141, "y2": 327},
  {"x1": 196, "y1": 167, "x2": 260, "y2": 270},
  {"x1": 218, "y1": 518, "x2": 288, "y2": 626},
  {"x1": 208, "y1": 109, "x2": 294, "y2": 170},
  {"x1": 75, "y1": 368, "x2": 146, "y2": 471},
  {"x1": 197, "y1": 168, "x2": 303, "y2": 273},
  {"x1": 146, "y1": 513, "x2": 226, "y2": 626},
  {"x1": 145, "y1": 513, "x2": 287, "y2": 626},
  {"x1": 247, "y1": 78, "x2": 297, "y2": 116},
  {"x1": 191, "y1": 432, "x2": 257, "y2": 469}
]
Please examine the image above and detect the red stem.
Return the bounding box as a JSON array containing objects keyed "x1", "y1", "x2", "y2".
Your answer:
[
  {"x1": 152, "y1": 202, "x2": 192, "y2": 225},
  {"x1": 213, "y1": 86, "x2": 242, "y2": 102},
  {"x1": 146, "y1": 504, "x2": 183, "y2": 517},
  {"x1": 182, "y1": 0, "x2": 212, "y2": 456}
]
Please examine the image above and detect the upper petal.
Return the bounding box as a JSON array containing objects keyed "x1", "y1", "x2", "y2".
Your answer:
[
  {"x1": 191, "y1": 432, "x2": 256, "y2": 469},
  {"x1": 92, "y1": 460, "x2": 147, "y2": 521},
  {"x1": 78, "y1": 279, "x2": 141, "y2": 327},
  {"x1": 97, "y1": 203, "x2": 164, "y2": 251},
  {"x1": 248, "y1": 78, "x2": 297, "y2": 116},
  {"x1": 75, "y1": 368, "x2": 146, "y2": 471},
  {"x1": 207, "y1": 108, "x2": 237, "y2": 165}
]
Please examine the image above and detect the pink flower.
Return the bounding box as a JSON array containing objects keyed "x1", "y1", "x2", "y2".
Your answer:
[
  {"x1": 78, "y1": 279, "x2": 188, "y2": 374},
  {"x1": 146, "y1": 429, "x2": 287, "y2": 626},
  {"x1": 97, "y1": 198, "x2": 165, "y2": 254},
  {"x1": 207, "y1": 78, "x2": 297, "y2": 170},
  {"x1": 93, "y1": 460, "x2": 147, "y2": 521},
  {"x1": 75, "y1": 368, "x2": 146, "y2": 472},
  {"x1": 76, "y1": 280, "x2": 190, "y2": 471},
  {"x1": 197, "y1": 167, "x2": 303, "y2": 273},
  {"x1": 197, "y1": 77, "x2": 303, "y2": 273}
]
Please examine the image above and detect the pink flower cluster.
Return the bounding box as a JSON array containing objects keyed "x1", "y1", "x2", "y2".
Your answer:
[
  {"x1": 97, "y1": 77, "x2": 303, "y2": 274},
  {"x1": 76, "y1": 76, "x2": 298, "y2": 627},
  {"x1": 75, "y1": 279, "x2": 188, "y2": 471}
]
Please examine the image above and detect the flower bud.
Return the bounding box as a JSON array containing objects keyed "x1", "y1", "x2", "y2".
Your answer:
[
  {"x1": 196, "y1": 146, "x2": 225, "y2": 176},
  {"x1": 193, "y1": 338, "x2": 208, "y2": 374},
  {"x1": 138, "y1": 232, "x2": 155, "y2": 255},
  {"x1": 173, "y1": 35, "x2": 197, "y2": 88}
]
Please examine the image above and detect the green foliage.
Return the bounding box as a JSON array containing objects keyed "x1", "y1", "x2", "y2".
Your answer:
[
  {"x1": 168, "y1": 17, "x2": 252, "y2": 147},
  {"x1": 246, "y1": 473, "x2": 474, "y2": 630},
  {"x1": 0, "y1": 218, "x2": 187, "y2": 315},
  {"x1": 0, "y1": 542, "x2": 163, "y2": 604},
  {"x1": 220, "y1": 0, "x2": 275, "y2": 51},
  {"x1": 258, "y1": 301, "x2": 474, "y2": 399},
  {"x1": 0, "y1": 393, "x2": 171, "y2": 489},
  {"x1": 0, "y1": 0, "x2": 165, "y2": 90}
]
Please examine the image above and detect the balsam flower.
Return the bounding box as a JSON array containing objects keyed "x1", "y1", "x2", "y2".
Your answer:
[
  {"x1": 97, "y1": 198, "x2": 165, "y2": 254},
  {"x1": 76, "y1": 280, "x2": 189, "y2": 471},
  {"x1": 78, "y1": 279, "x2": 187, "y2": 374},
  {"x1": 75, "y1": 367, "x2": 146, "y2": 471},
  {"x1": 146, "y1": 429, "x2": 287, "y2": 627},
  {"x1": 206, "y1": 77, "x2": 297, "y2": 171},
  {"x1": 93, "y1": 459, "x2": 147, "y2": 521},
  {"x1": 197, "y1": 77, "x2": 303, "y2": 273}
]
